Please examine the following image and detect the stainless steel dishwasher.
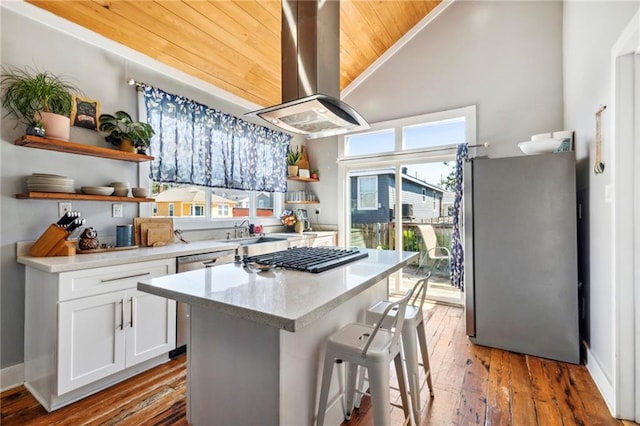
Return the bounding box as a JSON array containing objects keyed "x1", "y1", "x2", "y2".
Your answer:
[{"x1": 173, "y1": 249, "x2": 236, "y2": 357}]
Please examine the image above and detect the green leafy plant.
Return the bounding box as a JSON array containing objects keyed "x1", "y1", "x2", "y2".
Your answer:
[
  {"x1": 0, "y1": 65, "x2": 78, "y2": 127},
  {"x1": 286, "y1": 146, "x2": 302, "y2": 166},
  {"x1": 98, "y1": 110, "x2": 155, "y2": 149}
]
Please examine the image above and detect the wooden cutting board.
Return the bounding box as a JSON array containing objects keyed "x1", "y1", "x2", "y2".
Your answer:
[
  {"x1": 134, "y1": 218, "x2": 174, "y2": 247},
  {"x1": 145, "y1": 225, "x2": 173, "y2": 247}
]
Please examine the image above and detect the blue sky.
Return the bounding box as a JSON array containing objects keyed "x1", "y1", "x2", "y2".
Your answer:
[{"x1": 347, "y1": 118, "x2": 465, "y2": 188}]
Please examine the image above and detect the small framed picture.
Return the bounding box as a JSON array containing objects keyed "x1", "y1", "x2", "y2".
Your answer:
[
  {"x1": 70, "y1": 95, "x2": 100, "y2": 131},
  {"x1": 298, "y1": 169, "x2": 310, "y2": 178}
]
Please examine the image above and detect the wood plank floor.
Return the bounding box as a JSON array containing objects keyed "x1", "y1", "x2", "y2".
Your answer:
[{"x1": 1, "y1": 303, "x2": 635, "y2": 426}]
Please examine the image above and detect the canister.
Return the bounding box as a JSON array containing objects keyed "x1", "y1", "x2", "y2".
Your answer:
[{"x1": 116, "y1": 224, "x2": 133, "y2": 247}]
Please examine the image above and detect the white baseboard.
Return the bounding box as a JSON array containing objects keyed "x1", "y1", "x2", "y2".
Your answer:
[
  {"x1": 1, "y1": 363, "x2": 24, "y2": 392},
  {"x1": 585, "y1": 346, "x2": 615, "y2": 416}
]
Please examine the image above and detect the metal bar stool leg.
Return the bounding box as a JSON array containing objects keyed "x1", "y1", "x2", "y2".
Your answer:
[
  {"x1": 317, "y1": 355, "x2": 336, "y2": 426},
  {"x1": 416, "y1": 320, "x2": 435, "y2": 397},
  {"x1": 401, "y1": 320, "x2": 422, "y2": 424},
  {"x1": 345, "y1": 362, "x2": 358, "y2": 420},
  {"x1": 368, "y1": 361, "x2": 392, "y2": 426},
  {"x1": 393, "y1": 352, "x2": 412, "y2": 423}
]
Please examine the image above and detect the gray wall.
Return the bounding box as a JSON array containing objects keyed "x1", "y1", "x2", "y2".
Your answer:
[
  {"x1": 0, "y1": 5, "x2": 265, "y2": 369},
  {"x1": 307, "y1": 0, "x2": 564, "y2": 227},
  {"x1": 563, "y1": 0, "x2": 639, "y2": 399}
]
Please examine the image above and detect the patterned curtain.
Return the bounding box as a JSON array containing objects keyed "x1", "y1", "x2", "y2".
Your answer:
[
  {"x1": 450, "y1": 143, "x2": 468, "y2": 290},
  {"x1": 142, "y1": 84, "x2": 291, "y2": 192}
]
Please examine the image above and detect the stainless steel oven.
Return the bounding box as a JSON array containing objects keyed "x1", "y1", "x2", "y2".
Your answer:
[{"x1": 172, "y1": 249, "x2": 236, "y2": 356}]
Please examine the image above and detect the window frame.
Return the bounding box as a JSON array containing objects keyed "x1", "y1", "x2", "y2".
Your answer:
[{"x1": 356, "y1": 176, "x2": 379, "y2": 211}]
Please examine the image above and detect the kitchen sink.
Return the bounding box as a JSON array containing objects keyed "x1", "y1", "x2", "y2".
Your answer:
[
  {"x1": 227, "y1": 236, "x2": 289, "y2": 256},
  {"x1": 230, "y1": 236, "x2": 287, "y2": 246}
]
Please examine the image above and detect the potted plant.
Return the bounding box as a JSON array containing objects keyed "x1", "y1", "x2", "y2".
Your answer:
[
  {"x1": 98, "y1": 110, "x2": 155, "y2": 153},
  {"x1": 0, "y1": 65, "x2": 78, "y2": 140},
  {"x1": 310, "y1": 169, "x2": 319, "y2": 180},
  {"x1": 286, "y1": 146, "x2": 302, "y2": 177}
]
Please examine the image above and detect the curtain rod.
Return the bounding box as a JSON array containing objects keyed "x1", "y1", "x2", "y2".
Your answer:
[
  {"x1": 336, "y1": 142, "x2": 488, "y2": 163},
  {"x1": 127, "y1": 77, "x2": 146, "y2": 91}
]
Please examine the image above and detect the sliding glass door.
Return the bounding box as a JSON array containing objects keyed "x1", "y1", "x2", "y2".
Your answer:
[{"x1": 339, "y1": 107, "x2": 477, "y2": 306}]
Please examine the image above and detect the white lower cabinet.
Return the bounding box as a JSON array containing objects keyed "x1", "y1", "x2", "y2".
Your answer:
[
  {"x1": 24, "y1": 258, "x2": 176, "y2": 411},
  {"x1": 311, "y1": 235, "x2": 335, "y2": 247},
  {"x1": 58, "y1": 291, "x2": 127, "y2": 394}
]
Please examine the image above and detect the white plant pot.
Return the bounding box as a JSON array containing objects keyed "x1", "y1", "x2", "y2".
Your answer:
[{"x1": 38, "y1": 111, "x2": 71, "y2": 141}]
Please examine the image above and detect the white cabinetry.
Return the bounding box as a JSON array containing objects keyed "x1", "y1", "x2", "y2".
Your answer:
[
  {"x1": 25, "y1": 258, "x2": 176, "y2": 411},
  {"x1": 310, "y1": 235, "x2": 335, "y2": 247}
]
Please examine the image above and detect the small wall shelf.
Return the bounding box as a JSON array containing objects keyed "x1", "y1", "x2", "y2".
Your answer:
[
  {"x1": 15, "y1": 135, "x2": 154, "y2": 163},
  {"x1": 287, "y1": 176, "x2": 319, "y2": 183},
  {"x1": 16, "y1": 192, "x2": 154, "y2": 203}
]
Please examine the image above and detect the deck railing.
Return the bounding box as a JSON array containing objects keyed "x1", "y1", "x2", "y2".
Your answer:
[{"x1": 350, "y1": 219, "x2": 452, "y2": 275}]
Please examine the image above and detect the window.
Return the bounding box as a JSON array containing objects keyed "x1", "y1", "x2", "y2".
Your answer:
[
  {"x1": 422, "y1": 188, "x2": 427, "y2": 203},
  {"x1": 151, "y1": 183, "x2": 281, "y2": 221},
  {"x1": 141, "y1": 84, "x2": 288, "y2": 226},
  {"x1": 403, "y1": 117, "x2": 466, "y2": 150},
  {"x1": 346, "y1": 129, "x2": 394, "y2": 157},
  {"x1": 357, "y1": 176, "x2": 378, "y2": 210}
]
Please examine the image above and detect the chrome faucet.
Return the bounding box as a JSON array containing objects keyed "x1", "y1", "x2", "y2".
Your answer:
[{"x1": 234, "y1": 220, "x2": 250, "y2": 238}]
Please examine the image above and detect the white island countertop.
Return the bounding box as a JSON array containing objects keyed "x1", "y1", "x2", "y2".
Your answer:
[{"x1": 139, "y1": 249, "x2": 417, "y2": 331}]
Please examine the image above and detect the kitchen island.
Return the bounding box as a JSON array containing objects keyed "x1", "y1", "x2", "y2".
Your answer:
[{"x1": 138, "y1": 248, "x2": 417, "y2": 425}]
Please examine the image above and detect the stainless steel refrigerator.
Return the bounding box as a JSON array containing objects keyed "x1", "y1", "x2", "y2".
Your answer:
[{"x1": 463, "y1": 151, "x2": 580, "y2": 364}]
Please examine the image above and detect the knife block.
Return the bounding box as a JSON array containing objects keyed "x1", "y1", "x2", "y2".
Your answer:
[{"x1": 30, "y1": 224, "x2": 76, "y2": 257}]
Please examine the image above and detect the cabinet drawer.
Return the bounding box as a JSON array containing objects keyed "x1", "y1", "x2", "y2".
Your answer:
[{"x1": 59, "y1": 259, "x2": 176, "y2": 301}]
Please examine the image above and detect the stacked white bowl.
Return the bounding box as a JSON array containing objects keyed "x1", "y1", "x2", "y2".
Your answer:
[
  {"x1": 518, "y1": 131, "x2": 573, "y2": 155},
  {"x1": 110, "y1": 182, "x2": 130, "y2": 197}
]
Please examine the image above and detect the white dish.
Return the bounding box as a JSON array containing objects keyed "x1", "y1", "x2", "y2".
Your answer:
[
  {"x1": 518, "y1": 138, "x2": 561, "y2": 155},
  {"x1": 81, "y1": 186, "x2": 115, "y2": 196}
]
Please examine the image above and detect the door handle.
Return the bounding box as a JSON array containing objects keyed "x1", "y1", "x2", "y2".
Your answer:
[
  {"x1": 130, "y1": 296, "x2": 134, "y2": 328},
  {"x1": 101, "y1": 272, "x2": 151, "y2": 283},
  {"x1": 119, "y1": 299, "x2": 124, "y2": 330}
]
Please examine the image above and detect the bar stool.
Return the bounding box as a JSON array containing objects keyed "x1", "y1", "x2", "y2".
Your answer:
[
  {"x1": 363, "y1": 274, "x2": 434, "y2": 425},
  {"x1": 316, "y1": 288, "x2": 415, "y2": 426}
]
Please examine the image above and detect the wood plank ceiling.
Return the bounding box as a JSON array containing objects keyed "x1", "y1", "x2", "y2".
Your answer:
[{"x1": 27, "y1": 0, "x2": 441, "y2": 107}]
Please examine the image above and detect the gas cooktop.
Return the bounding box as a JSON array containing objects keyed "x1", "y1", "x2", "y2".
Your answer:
[{"x1": 242, "y1": 247, "x2": 368, "y2": 273}]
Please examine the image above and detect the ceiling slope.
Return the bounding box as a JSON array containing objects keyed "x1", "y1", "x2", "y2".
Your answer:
[{"x1": 27, "y1": 0, "x2": 440, "y2": 107}]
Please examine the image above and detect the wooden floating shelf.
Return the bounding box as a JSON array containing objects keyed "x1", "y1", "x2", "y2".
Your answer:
[
  {"x1": 15, "y1": 135, "x2": 154, "y2": 162},
  {"x1": 284, "y1": 200, "x2": 320, "y2": 205},
  {"x1": 16, "y1": 192, "x2": 155, "y2": 203},
  {"x1": 287, "y1": 177, "x2": 319, "y2": 183}
]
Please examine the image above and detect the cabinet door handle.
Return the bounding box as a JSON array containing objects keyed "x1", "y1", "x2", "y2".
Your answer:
[
  {"x1": 119, "y1": 299, "x2": 124, "y2": 330},
  {"x1": 101, "y1": 272, "x2": 151, "y2": 283},
  {"x1": 130, "y1": 296, "x2": 134, "y2": 328}
]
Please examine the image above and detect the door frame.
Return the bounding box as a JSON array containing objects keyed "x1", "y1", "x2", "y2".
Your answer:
[{"x1": 609, "y1": 10, "x2": 639, "y2": 421}]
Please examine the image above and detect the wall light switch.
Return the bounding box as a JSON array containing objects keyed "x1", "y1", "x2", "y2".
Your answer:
[
  {"x1": 59, "y1": 202, "x2": 72, "y2": 217},
  {"x1": 112, "y1": 203, "x2": 124, "y2": 218}
]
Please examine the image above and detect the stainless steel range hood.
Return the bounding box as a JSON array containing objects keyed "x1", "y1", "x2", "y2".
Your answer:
[{"x1": 247, "y1": 0, "x2": 369, "y2": 139}]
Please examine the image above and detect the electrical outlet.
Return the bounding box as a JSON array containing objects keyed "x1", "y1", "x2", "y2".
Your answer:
[
  {"x1": 315, "y1": 208, "x2": 320, "y2": 215},
  {"x1": 112, "y1": 203, "x2": 123, "y2": 218},
  {"x1": 59, "y1": 202, "x2": 72, "y2": 217}
]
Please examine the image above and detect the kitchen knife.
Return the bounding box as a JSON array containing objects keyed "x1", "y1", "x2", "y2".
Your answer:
[
  {"x1": 59, "y1": 211, "x2": 80, "y2": 227},
  {"x1": 56, "y1": 211, "x2": 71, "y2": 226},
  {"x1": 66, "y1": 218, "x2": 85, "y2": 234}
]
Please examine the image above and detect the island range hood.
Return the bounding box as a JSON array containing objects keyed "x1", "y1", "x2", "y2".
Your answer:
[{"x1": 247, "y1": 0, "x2": 369, "y2": 139}]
